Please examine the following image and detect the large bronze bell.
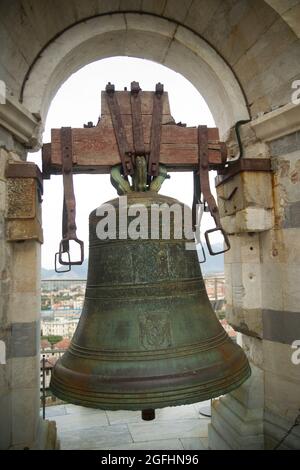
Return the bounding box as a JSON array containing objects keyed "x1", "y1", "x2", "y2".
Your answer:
[{"x1": 51, "y1": 162, "x2": 250, "y2": 416}]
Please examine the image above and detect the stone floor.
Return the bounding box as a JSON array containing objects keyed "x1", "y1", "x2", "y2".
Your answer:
[{"x1": 44, "y1": 401, "x2": 211, "y2": 450}]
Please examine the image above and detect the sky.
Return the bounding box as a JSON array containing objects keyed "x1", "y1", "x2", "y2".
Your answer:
[{"x1": 29, "y1": 57, "x2": 220, "y2": 269}]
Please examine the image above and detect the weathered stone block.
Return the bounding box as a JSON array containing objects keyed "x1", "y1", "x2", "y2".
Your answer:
[
  {"x1": 0, "y1": 148, "x2": 8, "y2": 181},
  {"x1": 282, "y1": 264, "x2": 300, "y2": 312},
  {"x1": 241, "y1": 262, "x2": 262, "y2": 309},
  {"x1": 264, "y1": 369, "x2": 300, "y2": 422},
  {"x1": 217, "y1": 172, "x2": 273, "y2": 218},
  {"x1": 10, "y1": 240, "x2": 41, "y2": 293},
  {"x1": 0, "y1": 392, "x2": 12, "y2": 449},
  {"x1": 264, "y1": 408, "x2": 300, "y2": 450},
  {"x1": 261, "y1": 262, "x2": 284, "y2": 311},
  {"x1": 263, "y1": 309, "x2": 300, "y2": 345},
  {"x1": 9, "y1": 292, "x2": 41, "y2": 323},
  {"x1": 221, "y1": 208, "x2": 273, "y2": 234},
  {"x1": 9, "y1": 321, "x2": 39, "y2": 359},
  {"x1": 227, "y1": 305, "x2": 263, "y2": 338},
  {"x1": 6, "y1": 218, "x2": 43, "y2": 243},
  {"x1": 230, "y1": 262, "x2": 244, "y2": 308},
  {"x1": 225, "y1": 233, "x2": 260, "y2": 264},
  {"x1": 224, "y1": 263, "x2": 232, "y2": 305},
  {"x1": 209, "y1": 364, "x2": 264, "y2": 450},
  {"x1": 263, "y1": 340, "x2": 300, "y2": 383},
  {"x1": 239, "y1": 335, "x2": 263, "y2": 369},
  {"x1": 270, "y1": 131, "x2": 300, "y2": 157},
  {"x1": 11, "y1": 386, "x2": 40, "y2": 448},
  {"x1": 224, "y1": 234, "x2": 241, "y2": 264},
  {"x1": 283, "y1": 201, "x2": 300, "y2": 229},
  {"x1": 6, "y1": 178, "x2": 36, "y2": 219},
  {"x1": 0, "y1": 180, "x2": 6, "y2": 214},
  {"x1": 0, "y1": 357, "x2": 10, "y2": 389},
  {"x1": 11, "y1": 355, "x2": 39, "y2": 389},
  {"x1": 240, "y1": 233, "x2": 260, "y2": 263}
]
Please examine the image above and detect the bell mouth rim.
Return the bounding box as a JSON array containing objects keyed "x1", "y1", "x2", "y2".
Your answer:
[
  {"x1": 50, "y1": 357, "x2": 251, "y2": 410},
  {"x1": 50, "y1": 360, "x2": 251, "y2": 411}
]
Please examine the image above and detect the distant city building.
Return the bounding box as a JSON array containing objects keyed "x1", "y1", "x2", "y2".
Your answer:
[
  {"x1": 53, "y1": 338, "x2": 71, "y2": 350},
  {"x1": 41, "y1": 317, "x2": 79, "y2": 338}
]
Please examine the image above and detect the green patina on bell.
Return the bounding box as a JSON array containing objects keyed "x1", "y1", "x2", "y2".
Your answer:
[{"x1": 51, "y1": 158, "x2": 250, "y2": 414}]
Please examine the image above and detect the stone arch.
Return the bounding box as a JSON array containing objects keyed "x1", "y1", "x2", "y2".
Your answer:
[{"x1": 21, "y1": 13, "x2": 250, "y2": 139}]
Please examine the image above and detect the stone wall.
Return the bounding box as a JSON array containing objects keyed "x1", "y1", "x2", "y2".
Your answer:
[
  {"x1": 0, "y1": 147, "x2": 56, "y2": 449},
  {"x1": 209, "y1": 116, "x2": 300, "y2": 450},
  {"x1": 262, "y1": 131, "x2": 300, "y2": 449}
]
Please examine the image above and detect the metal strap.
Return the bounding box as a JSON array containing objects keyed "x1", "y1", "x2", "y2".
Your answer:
[
  {"x1": 105, "y1": 83, "x2": 134, "y2": 176},
  {"x1": 130, "y1": 81, "x2": 145, "y2": 156},
  {"x1": 61, "y1": 127, "x2": 76, "y2": 246},
  {"x1": 55, "y1": 127, "x2": 84, "y2": 270},
  {"x1": 198, "y1": 125, "x2": 230, "y2": 255},
  {"x1": 148, "y1": 83, "x2": 164, "y2": 177},
  {"x1": 192, "y1": 171, "x2": 206, "y2": 263},
  {"x1": 192, "y1": 170, "x2": 201, "y2": 230}
]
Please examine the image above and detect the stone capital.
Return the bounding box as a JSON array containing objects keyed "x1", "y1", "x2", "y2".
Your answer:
[
  {"x1": 0, "y1": 95, "x2": 42, "y2": 150},
  {"x1": 251, "y1": 103, "x2": 300, "y2": 143}
]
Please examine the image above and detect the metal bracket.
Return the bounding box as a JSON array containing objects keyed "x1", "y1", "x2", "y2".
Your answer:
[
  {"x1": 216, "y1": 158, "x2": 272, "y2": 187},
  {"x1": 148, "y1": 83, "x2": 164, "y2": 177},
  {"x1": 55, "y1": 127, "x2": 84, "y2": 272},
  {"x1": 105, "y1": 82, "x2": 134, "y2": 176},
  {"x1": 130, "y1": 81, "x2": 145, "y2": 157},
  {"x1": 106, "y1": 81, "x2": 164, "y2": 182},
  {"x1": 197, "y1": 125, "x2": 230, "y2": 256}
]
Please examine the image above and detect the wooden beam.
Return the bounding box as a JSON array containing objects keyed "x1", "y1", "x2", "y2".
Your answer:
[{"x1": 42, "y1": 90, "x2": 227, "y2": 176}]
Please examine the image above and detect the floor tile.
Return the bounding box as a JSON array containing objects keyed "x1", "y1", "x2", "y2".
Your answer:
[
  {"x1": 104, "y1": 438, "x2": 184, "y2": 451},
  {"x1": 106, "y1": 409, "x2": 142, "y2": 425},
  {"x1": 48, "y1": 402, "x2": 211, "y2": 449},
  {"x1": 55, "y1": 410, "x2": 109, "y2": 432},
  {"x1": 156, "y1": 404, "x2": 199, "y2": 421},
  {"x1": 180, "y1": 437, "x2": 208, "y2": 450},
  {"x1": 128, "y1": 418, "x2": 210, "y2": 442},
  {"x1": 106, "y1": 404, "x2": 198, "y2": 425},
  {"x1": 44, "y1": 405, "x2": 67, "y2": 418},
  {"x1": 200, "y1": 437, "x2": 209, "y2": 449},
  {"x1": 59, "y1": 424, "x2": 133, "y2": 450},
  {"x1": 65, "y1": 404, "x2": 104, "y2": 415}
]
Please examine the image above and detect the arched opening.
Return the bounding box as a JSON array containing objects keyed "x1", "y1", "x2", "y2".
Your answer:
[
  {"x1": 2, "y1": 1, "x2": 299, "y2": 451},
  {"x1": 22, "y1": 13, "x2": 249, "y2": 141},
  {"x1": 32, "y1": 56, "x2": 226, "y2": 270},
  {"x1": 35, "y1": 55, "x2": 235, "y2": 449}
]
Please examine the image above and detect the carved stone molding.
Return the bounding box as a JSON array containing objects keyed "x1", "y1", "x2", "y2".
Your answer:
[
  {"x1": 251, "y1": 103, "x2": 300, "y2": 143},
  {"x1": 0, "y1": 95, "x2": 42, "y2": 149}
]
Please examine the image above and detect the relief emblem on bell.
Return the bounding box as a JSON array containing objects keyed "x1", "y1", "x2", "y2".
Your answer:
[{"x1": 139, "y1": 313, "x2": 172, "y2": 350}]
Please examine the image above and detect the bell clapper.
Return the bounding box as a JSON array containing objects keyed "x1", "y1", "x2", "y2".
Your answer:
[{"x1": 142, "y1": 409, "x2": 156, "y2": 421}]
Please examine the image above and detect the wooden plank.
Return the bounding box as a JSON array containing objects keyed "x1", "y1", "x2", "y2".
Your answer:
[
  {"x1": 47, "y1": 126, "x2": 224, "y2": 174},
  {"x1": 42, "y1": 89, "x2": 226, "y2": 175}
]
